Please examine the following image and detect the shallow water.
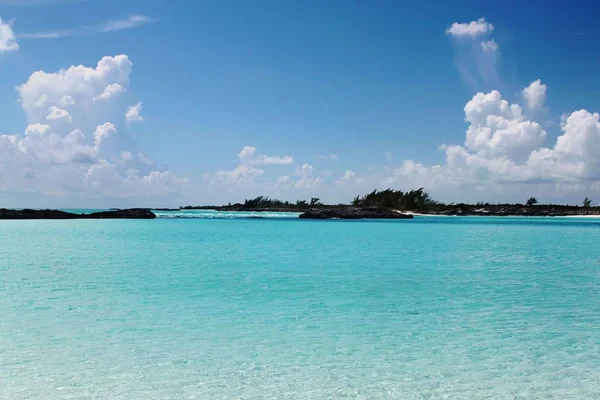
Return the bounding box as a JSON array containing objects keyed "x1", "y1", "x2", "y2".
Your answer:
[{"x1": 1, "y1": 216, "x2": 599, "y2": 399}]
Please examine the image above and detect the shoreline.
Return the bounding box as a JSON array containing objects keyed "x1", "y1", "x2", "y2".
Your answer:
[{"x1": 3, "y1": 207, "x2": 600, "y2": 220}]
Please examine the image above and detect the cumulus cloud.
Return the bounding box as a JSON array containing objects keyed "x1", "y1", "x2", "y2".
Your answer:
[
  {"x1": 446, "y1": 18, "x2": 494, "y2": 38},
  {"x1": 94, "y1": 83, "x2": 125, "y2": 101},
  {"x1": 18, "y1": 54, "x2": 132, "y2": 126},
  {"x1": 379, "y1": 87, "x2": 600, "y2": 203},
  {"x1": 0, "y1": 17, "x2": 18, "y2": 53},
  {"x1": 125, "y1": 102, "x2": 143, "y2": 122},
  {"x1": 0, "y1": 55, "x2": 187, "y2": 207},
  {"x1": 46, "y1": 106, "x2": 72, "y2": 123},
  {"x1": 462, "y1": 90, "x2": 547, "y2": 162},
  {"x1": 93, "y1": 122, "x2": 117, "y2": 150},
  {"x1": 522, "y1": 79, "x2": 547, "y2": 111}
]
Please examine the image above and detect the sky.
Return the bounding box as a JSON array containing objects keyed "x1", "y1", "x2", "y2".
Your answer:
[{"x1": 1, "y1": 0, "x2": 600, "y2": 207}]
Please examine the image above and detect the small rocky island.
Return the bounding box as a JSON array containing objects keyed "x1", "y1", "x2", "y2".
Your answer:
[
  {"x1": 0, "y1": 208, "x2": 156, "y2": 220},
  {"x1": 299, "y1": 206, "x2": 413, "y2": 220}
]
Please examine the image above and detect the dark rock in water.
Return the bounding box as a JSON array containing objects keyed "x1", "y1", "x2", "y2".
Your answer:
[
  {"x1": 299, "y1": 206, "x2": 413, "y2": 220},
  {"x1": 87, "y1": 209, "x2": 157, "y2": 219},
  {"x1": 0, "y1": 208, "x2": 156, "y2": 220}
]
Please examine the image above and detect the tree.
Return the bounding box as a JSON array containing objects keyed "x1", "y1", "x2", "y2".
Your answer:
[
  {"x1": 310, "y1": 197, "x2": 321, "y2": 206},
  {"x1": 526, "y1": 197, "x2": 538, "y2": 206},
  {"x1": 583, "y1": 197, "x2": 592, "y2": 208},
  {"x1": 296, "y1": 199, "x2": 309, "y2": 208},
  {"x1": 351, "y1": 188, "x2": 438, "y2": 210}
]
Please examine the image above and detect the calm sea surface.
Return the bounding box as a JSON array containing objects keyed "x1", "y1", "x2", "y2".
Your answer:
[{"x1": 2, "y1": 212, "x2": 600, "y2": 399}]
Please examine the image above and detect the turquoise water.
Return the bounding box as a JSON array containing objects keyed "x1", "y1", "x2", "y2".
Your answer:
[
  {"x1": 2, "y1": 215, "x2": 600, "y2": 399},
  {"x1": 153, "y1": 209, "x2": 301, "y2": 219}
]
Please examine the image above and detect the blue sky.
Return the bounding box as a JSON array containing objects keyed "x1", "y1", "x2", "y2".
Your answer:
[{"x1": 1, "y1": 0, "x2": 600, "y2": 207}]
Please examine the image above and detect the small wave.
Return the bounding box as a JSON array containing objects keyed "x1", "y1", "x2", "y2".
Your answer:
[{"x1": 153, "y1": 210, "x2": 301, "y2": 219}]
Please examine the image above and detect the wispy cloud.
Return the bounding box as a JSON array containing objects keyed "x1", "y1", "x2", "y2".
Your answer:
[
  {"x1": 0, "y1": 0, "x2": 83, "y2": 6},
  {"x1": 18, "y1": 15, "x2": 156, "y2": 39},
  {"x1": 576, "y1": 28, "x2": 599, "y2": 36},
  {"x1": 315, "y1": 153, "x2": 338, "y2": 160}
]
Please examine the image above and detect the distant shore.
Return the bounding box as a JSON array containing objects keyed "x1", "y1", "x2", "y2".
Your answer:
[
  {"x1": 178, "y1": 204, "x2": 600, "y2": 218},
  {"x1": 3, "y1": 204, "x2": 600, "y2": 220},
  {"x1": 179, "y1": 190, "x2": 600, "y2": 218},
  {"x1": 0, "y1": 208, "x2": 156, "y2": 220}
]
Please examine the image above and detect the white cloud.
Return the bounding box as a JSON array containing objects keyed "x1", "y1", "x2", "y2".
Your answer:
[
  {"x1": 18, "y1": 15, "x2": 156, "y2": 39},
  {"x1": 18, "y1": 54, "x2": 132, "y2": 124},
  {"x1": 480, "y1": 39, "x2": 499, "y2": 52},
  {"x1": 46, "y1": 106, "x2": 72, "y2": 124},
  {"x1": 238, "y1": 145, "x2": 256, "y2": 160},
  {"x1": 383, "y1": 152, "x2": 393, "y2": 160},
  {"x1": 462, "y1": 90, "x2": 546, "y2": 162},
  {"x1": 238, "y1": 145, "x2": 293, "y2": 165},
  {"x1": 125, "y1": 102, "x2": 143, "y2": 122},
  {"x1": 342, "y1": 170, "x2": 356, "y2": 180},
  {"x1": 446, "y1": 18, "x2": 494, "y2": 38},
  {"x1": 376, "y1": 87, "x2": 600, "y2": 204},
  {"x1": 207, "y1": 146, "x2": 293, "y2": 188},
  {"x1": 212, "y1": 165, "x2": 265, "y2": 185},
  {"x1": 93, "y1": 122, "x2": 117, "y2": 150},
  {"x1": 0, "y1": 17, "x2": 19, "y2": 53},
  {"x1": 334, "y1": 169, "x2": 365, "y2": 187},
  {"x1": 0, "y1": 55, "x2": 187, "y2": 207},
  {"x1": 94, "y1": 83, "x2": 125, "y2": 101},
  {"x1": 60, "y1": 95, "x2": 75, "y2": 107},
  {"x1": 100, "y1": 15, "x2": 155, "y2": 33},
  {"x1": 294, "y1": 163, "x2": 323, "y2": 190},
  {"x1": 522, "y1": 79, "x2": 547, "y2": 111},
  {"x1": 204, "y1": 150, "x2": 324, "y2": 200}
]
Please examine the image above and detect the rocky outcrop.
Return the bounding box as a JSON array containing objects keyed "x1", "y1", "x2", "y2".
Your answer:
[
  {"x1": 86, "y1": 209, "x2": 157, "y2": 219},
  {"x1": 0, "y1": 208, "x2": 156, "y2": 220},
  {"x1": 299, "y1": 206, "x2": 413, "y2": 220}
]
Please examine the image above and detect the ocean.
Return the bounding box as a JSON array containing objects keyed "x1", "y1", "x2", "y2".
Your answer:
[{"x1": 2, "y1": 212, "x2": 600, "y2": 399}]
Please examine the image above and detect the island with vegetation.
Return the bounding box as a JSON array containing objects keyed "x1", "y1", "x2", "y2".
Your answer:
[
  {"x1": 0, "y1": 208, "x2": 156, "y2": 220},
  {"x1": 181, "y1": 189, "x2": 600, "y2": 219},
  {"x1": 3, "y1": 189, "x2": 598, "y2": 220}
]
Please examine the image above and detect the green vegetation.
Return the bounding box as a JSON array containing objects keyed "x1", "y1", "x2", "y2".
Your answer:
[
  {"x1": 526, "y1": 197, "x2": 538, "y2": 206},
  {"x1": 181, "y1": 189, "x2": 600, "y2": 216},
  {"x1": 352, "y1": 188, "x2": 439, "y2": 210},
  {"x1": 243, "y1": 196, "x2": 315, "y2": 210}
]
